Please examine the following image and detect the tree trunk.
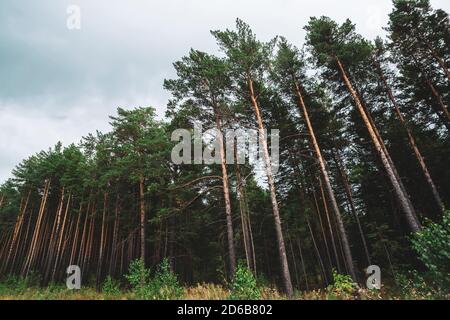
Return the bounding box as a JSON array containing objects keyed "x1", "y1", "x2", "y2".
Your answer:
[
  {"x1": 215, "y1": 114, "x2": 236, "y2": 278},
  {"x1": 293, "y1": 78, "x2": 357, "y2": 280},
  {"x1": 110, "y1": 195, "x2": 121, "y2": 275},
  {"x1": 419, "y1": 36, "x2": 450, "y2": 79},
  {"x1": 43, "y1": 188, "x2": 65, "y2": 283},
  {"x1": 306, "y1": 217, "x2": 328, "y2": 285},
  {"x1": 52, "y1": 193, "x2": 71, "y2": 281},
  {"x1": 296, "y1": 238, "x2": 309, "y2": 291},
  {"x1": 236, "y1": 164, "x2": 251, "y2": 271},
  {"x1": 5, "y1": 190, "x2": 30, "y2": 273},
  {"x1": 318, "y1": 178, "x2": 343, "y2": 274},
  {"x1": 333, "y1": 150, "x2": 372, "y2": 266},
  {"x1": 376, "y1": 64, "x2": 446, "y2": 214},
  {"x1": 415, "y1": 62, "x2": 450, "y2": 131},
  {"x1": 22, "y1": 180, "x2": 50, "y2": 276},
  {"x1": 247, "y1": 208, "x2": 257, "y2": 274},
  {"x1": 248, "y1": 78, "x2": 293, "y2": 296},
  {"x1": 311, "y1": 186, "x2": 333, "y2": 272},
  {"x1": 139, "y1": 175, "x2": 146, "y2": 264},
  {"x1": 288, "y1": 237, "x2": 300, "y2": 288},
  {"x1": 97, "y1": 191, "x2": 108, "y2": 286},
  {"x1": 234, "y1": 145, "x2": 256, "y2": 274},
  {"x1": 68, "y1": 201, "x2": 82, "y2": 266},
  {"x1": 336, "y1": 57, "x2": 421, "y2": 233}
]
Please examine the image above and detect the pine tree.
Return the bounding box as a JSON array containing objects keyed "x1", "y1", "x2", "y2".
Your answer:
[
  {"x1": 305, "y1": 16, "x2": 421, "y2": 233},
  {"x1": 212, "y1": 19, "x2": 294, "y2": 296},
  {"x1": 164, "y1": 50, "x2": 237, "y2": 278},
  {"x1": 272, "y1": 39, "x2": 357, "y2": 281}
]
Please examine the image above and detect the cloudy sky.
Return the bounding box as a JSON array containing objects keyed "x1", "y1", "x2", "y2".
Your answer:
[{"x1": 0, "y1": 0, "x2": 448, "y2": 182}]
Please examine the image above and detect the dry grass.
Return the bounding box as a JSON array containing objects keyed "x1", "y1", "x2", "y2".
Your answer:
[
  {"x1": 0, "y1": 283, "x2": 441, "y2": 300},
  {"x1": 183, "y1": 283, "x2": 229, "y2": 300}
]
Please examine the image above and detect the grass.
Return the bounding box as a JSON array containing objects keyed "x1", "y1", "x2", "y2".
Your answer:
[{"x1": 0, "y1": 283, "x2": 442, "y2": 300}]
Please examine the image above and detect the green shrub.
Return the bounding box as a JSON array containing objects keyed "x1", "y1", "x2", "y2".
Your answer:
[
  {"x1": 0, "y1": 272, "x2": 41, "y2": 295},
  {"x1": 411, "y1": 211, "x2": 450, "y2": 289},
  {"x1": 145, "y1": 258, "x2": 183, "y2": 300},
  {"x1": 397, "y1": 211, "x2": 450, "y2": 299},
  {"x1": 125, "y1": 258, "x2": 150, "y2": 288},
  {"x1": 396, "y1": 271, "x2": 433, "y2": 299},
  {"x1": 0, "y1": 275, "x2": 26, "y2": 295},
  {"x1": 326, "y1": 269, "x2": 358, "y2": 299},
  {"x1": 229, "y1": 262, "x2": 261, "y2": 300},
  {"x1": 102, "y1": 276, "x2": 121, "y2": 297},
  {"x1": 33, "y1": 283, "x2": 66, "y2": 300},
  {"x1": 125, "y1": 258, "x2": 183, "y2": 300}
]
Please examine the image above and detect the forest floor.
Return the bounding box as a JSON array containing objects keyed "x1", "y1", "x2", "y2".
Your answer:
[{"x1": 0, "y1": 283, "x2": 436, "y2": 300}]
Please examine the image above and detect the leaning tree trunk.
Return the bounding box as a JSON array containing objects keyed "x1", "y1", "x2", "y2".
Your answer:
[
  {"x1": 110, "y1": 195, "x2": 121, "y2": 275},
  {"x1": 293, "y1": 79, "x2": 357, "y2": 281},
  {"x1": 296, "y1": 238, "x2": 309, "y2": 291},
  {"x1": 22, "y1": 180, "x2": 50, "y2": 276},
  {"x1": 319, "y1": 177, "x2": 343, "y2": 275},
  {"x1": 248, "y1": 78, "x2": 293, "y2": 297},
  {"x1": 52, "y1": 193, "x2": 71, "y2": 282},
  {"x1": 375, "y1": 64, "x2": 446, "y2": 215},
  {"x1": 335, "y1": 57, "x2": 421, "y2": 233},
  {"x1": 333, "y1": 150, "x2": 371, "y2": 267},
  {"x1": 234, "y1": 144, "x2": 257, "y2": 274},
  {"x1": 421, "y1": 67, "x2": 450, "y2": 124},
  {"x1": 139, "y1": 175, "x2": 146, "y2": 264},
  {"x1": 311, "y1": 186, "x2": 333, "y2": 273},
  {"x1": 4, "y1": 191, "x2": 30, "y2": 273},
  {"x1": 418, "y1": 35, "x2": 450, "y2": 79},
  {"x1": 306, "y1": 217, "x2": 328, "y2": 285},
  {"x1": 97, "y1": 191, "x2": 108, "y2": 287},
  {"x1": 412, "y1": 57, "x2": 450, "y2": 131},
  {"x1": 235, "y1": 159, "x2": 252, "y2": 272},
  {"x1": 215, "y1": 113, "x2": 236, "y2": 278}
]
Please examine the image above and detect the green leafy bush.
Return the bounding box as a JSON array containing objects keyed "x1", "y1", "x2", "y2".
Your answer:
[
  {"x1": 102, "y1": 276, "x2": 121, "y2": 297},
  {"x1": 399, "y1": 211, "x2": 450, "y2": 298},
  {"x1": 125, "y1": 258, "x2": 183, "y2": 300},
  {"x1": 0, "y1": 272, "x2": 41, "y2": 295},
  {"x1": 326, "y1": 269, "x2": 358, "y2": 299},
  {"x1": 125, "y1": 258, "x2": 150, "y2": 288},
  {"x1": 411, "y1": 211, "x2": 450, "y2": 288},
  {"x1": 145, "y1": 258, "x2": 183, "y2": 300},
  {"x1": 229, "y1": 262, "x2": 261, "y2": 300},
  {"x1": 396, "y1": 271, "x2": 437, "y2": 299}
]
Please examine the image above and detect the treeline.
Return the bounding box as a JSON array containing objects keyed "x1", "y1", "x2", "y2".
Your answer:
[{"x1": 0, "y1": 0, "x2": 449, "y2": 295}]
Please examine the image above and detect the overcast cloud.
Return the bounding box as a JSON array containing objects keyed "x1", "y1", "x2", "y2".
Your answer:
[{"x1": 0, "y1": 0, "x2": 449, "y2": 182}]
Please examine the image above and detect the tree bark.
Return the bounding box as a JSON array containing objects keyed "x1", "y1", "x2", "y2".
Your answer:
[
  {"x1": 311, "y1": 186, "x2": 333, "y2": 272},
  {"x1": 376, "y1": 64, "x2": 446, "y2": 214},
  {"x1": 296, "y1": 238, "x2": 309, "y2": 291},
  {"x1": 318, "y1": 177, "x2": 343, "y2": 274},
  {"x1": 419, "y1": 36, "x2": 450, "y2": 79},
  {"x1": 333, "y1": 150, "x2": 372, "y2": 266},
  {"x1": 293, "y1": 78, "x2": 357, "y2": 281},
  {"x1": 215, "y1": 114, "x2": 236, "y2": 278},
  {"x1": 5, "y1": 190, "x2": 30, "y2": 273},
  {"x1": 97, "y1": 191, "x2": 108, "y2": 286},
  {"x1": 234, "y1": 145, "x2": 256, "y2": 274},
  {"x1": 139, "y1": 175, "x2": 146, "y2": 264},
  {"x1": 52, "y1": 193, "x2": 71, "y2": 281},
  {"x1": 22, "y1": 180, "x2": 50, "y2": 276},
  {"x1": 306, "y1": 217, "x2": 328, "y2": 285},
  {"x1": 248, "y1": 78, "x2": 293, "y2": 296},
  {"x1": 335, "y1": 57, "x2": 421, "y2": 233},
  {"x1": 414, "y1": 59, "x2": 450, "y2": 131},
  {"x1": 110, "y1": 195, "x2": 121, "y2": 275}
]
